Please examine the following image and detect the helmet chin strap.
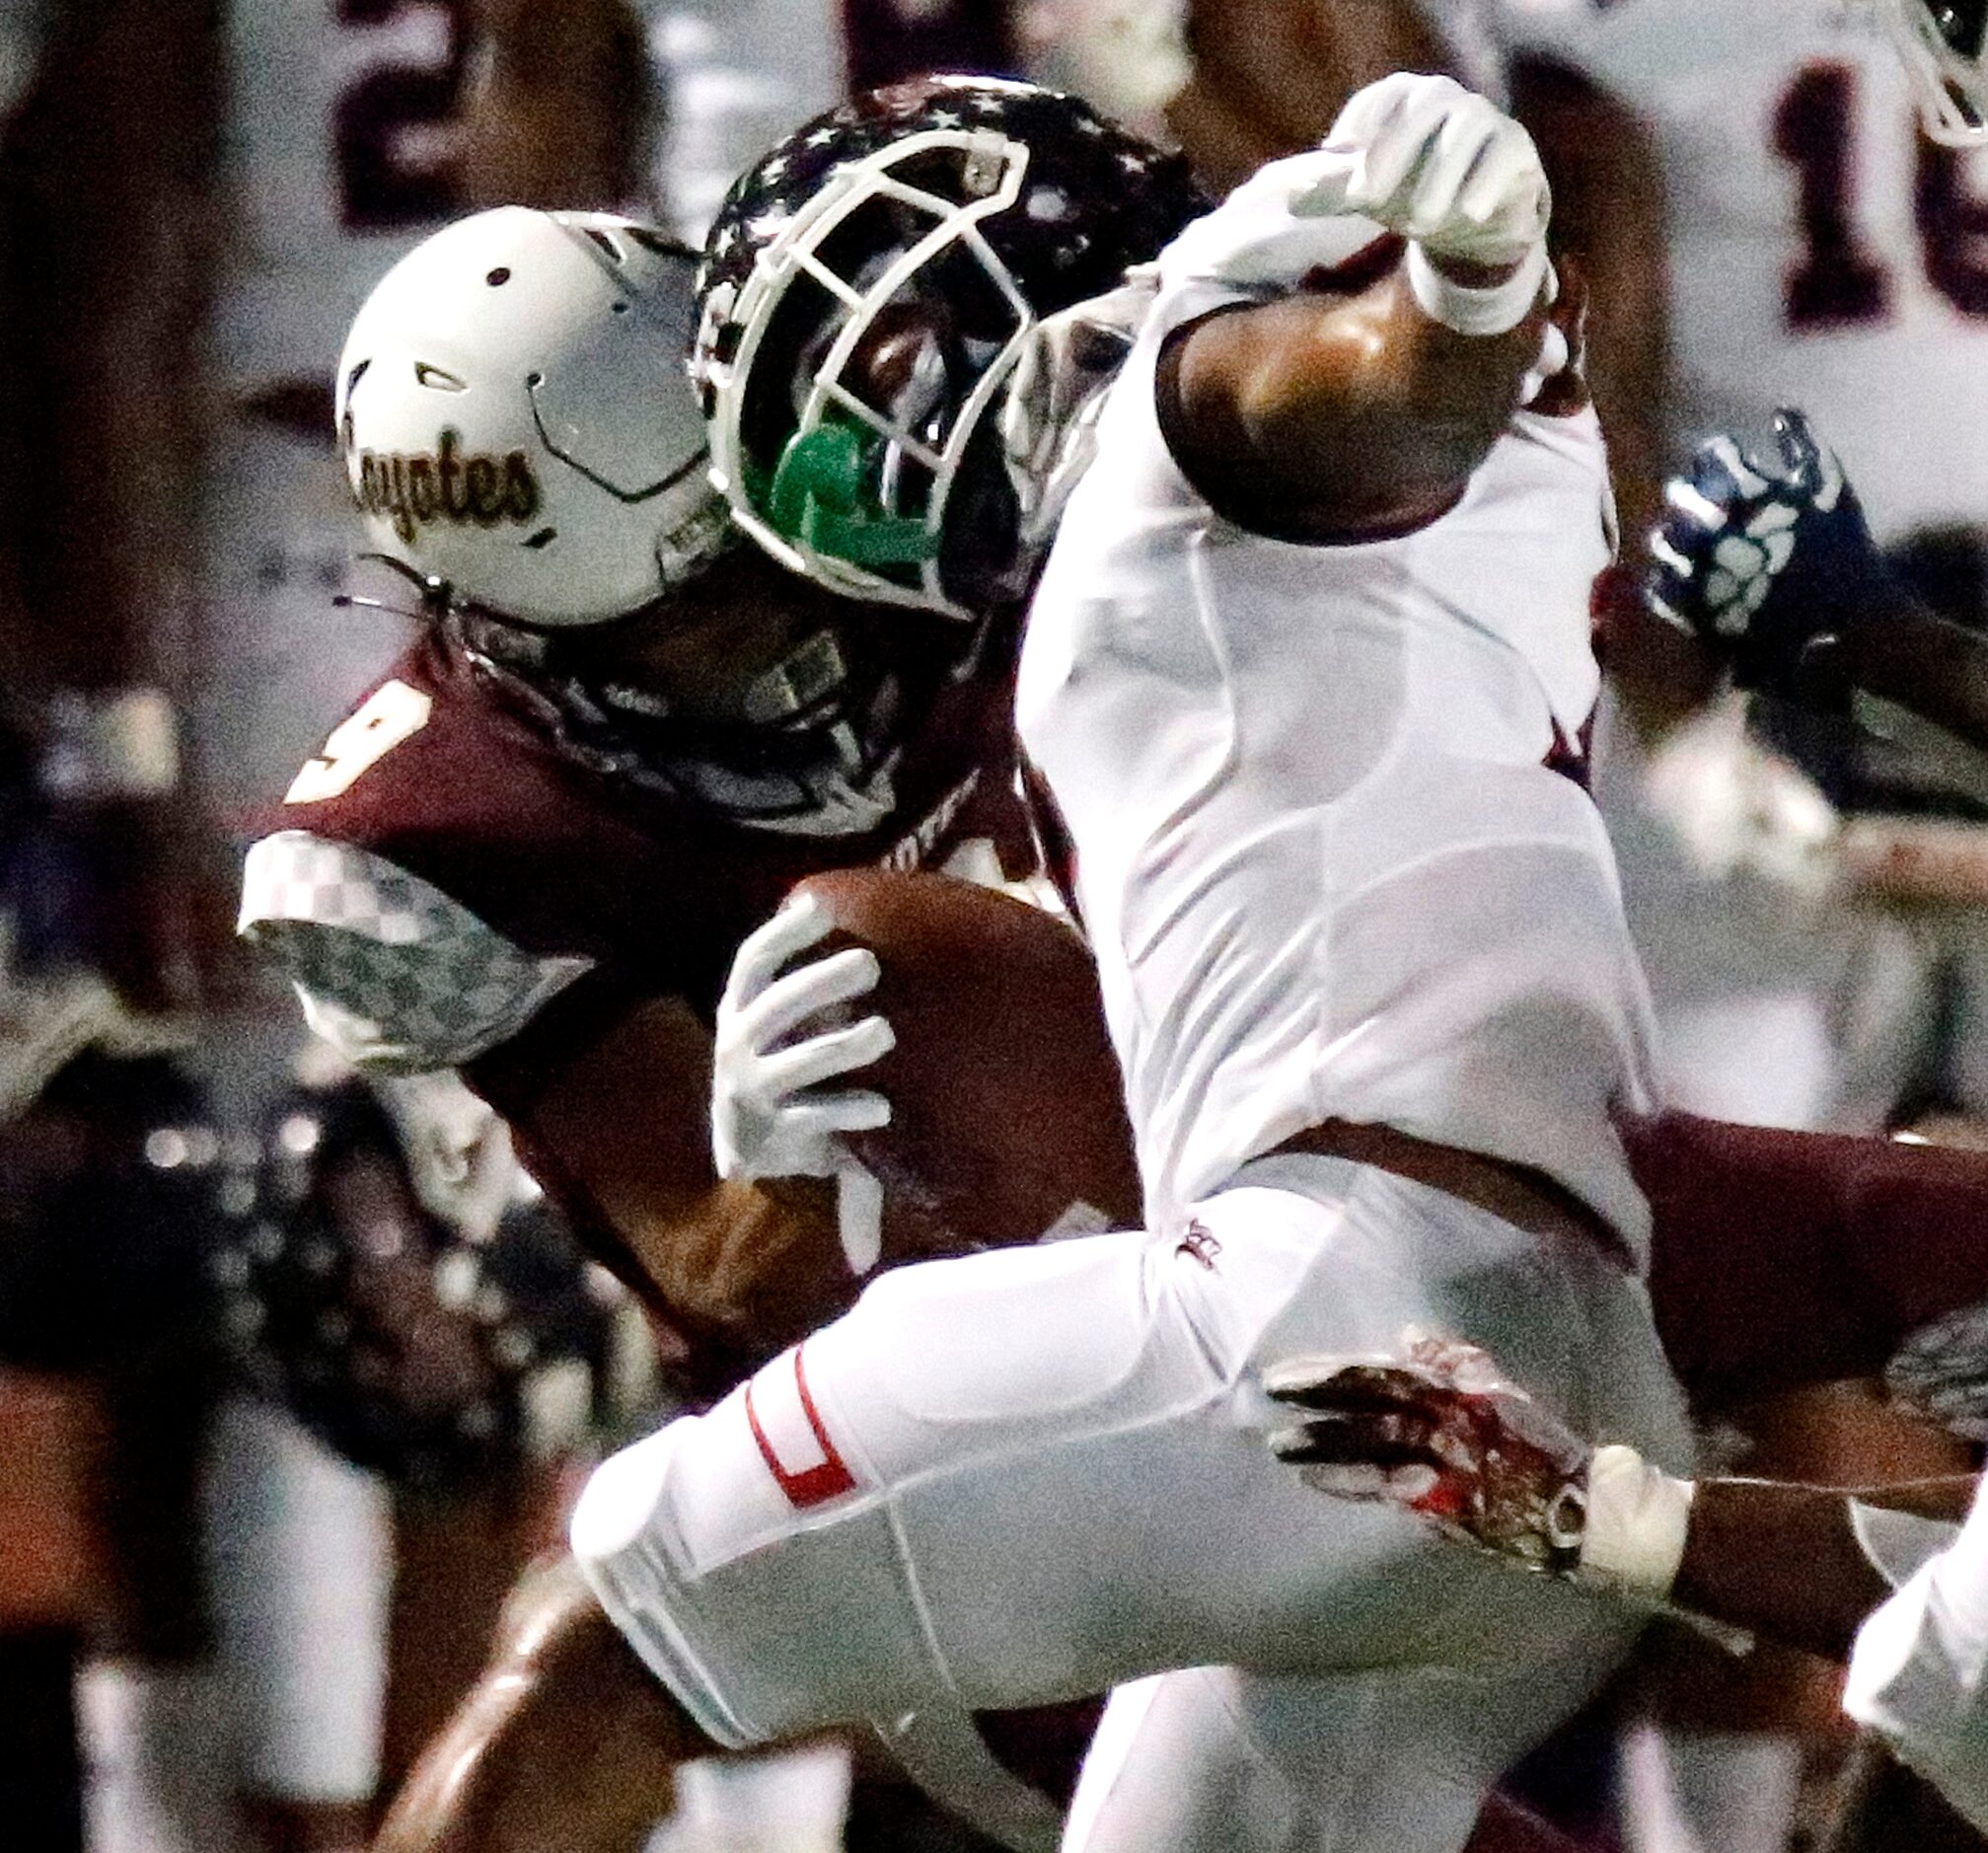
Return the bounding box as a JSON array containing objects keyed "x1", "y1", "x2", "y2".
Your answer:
[{"x1": 768, "y1": 423, "x2": 942, "y2": 568}]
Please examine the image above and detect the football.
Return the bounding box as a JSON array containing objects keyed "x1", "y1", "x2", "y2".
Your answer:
[{"x1": 788, "y1": 867, "x2": 1142, "y2": 1253}]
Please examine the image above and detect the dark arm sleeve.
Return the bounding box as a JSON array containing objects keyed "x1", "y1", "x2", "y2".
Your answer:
[{"x1": 1630, "y1": 1111, "x2": 1988, "y2": 1404}]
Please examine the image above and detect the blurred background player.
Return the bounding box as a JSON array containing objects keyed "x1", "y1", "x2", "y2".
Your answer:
[
  {"x1": 0, "y1": 704, "x2": 222, "y2": 1853},
  {"x1": 1423, "y1": 0, "x2": 1988, "y2": 1137},
  {"x1": 190, "y1": 1057, "x2": 631, "y2": 1853},
  {"x1": 0, "y1": 5, "x2": 229, "y2": 1850}
]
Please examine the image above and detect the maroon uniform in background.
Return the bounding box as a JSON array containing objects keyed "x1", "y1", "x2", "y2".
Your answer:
[{"x1": 1631, "y1": 1111, "x2": 1988, "y2": 1410}]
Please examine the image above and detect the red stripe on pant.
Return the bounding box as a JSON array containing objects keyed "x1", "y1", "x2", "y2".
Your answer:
[{"x1": 745, "y1": 1347, "x2": 856, "y2": 1510}]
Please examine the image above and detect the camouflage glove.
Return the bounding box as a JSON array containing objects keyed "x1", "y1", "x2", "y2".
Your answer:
[{"x1": 1266, "y1": 1332, "x2": 1693, "y2": 1599}]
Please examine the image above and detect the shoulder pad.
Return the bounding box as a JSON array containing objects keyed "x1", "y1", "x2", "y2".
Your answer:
[{"x1": 240, "y1": 830, "x2": 591, "y2": 1072}]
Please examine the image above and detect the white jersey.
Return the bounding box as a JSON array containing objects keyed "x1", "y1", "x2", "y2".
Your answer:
[
  {"x1": 1016, "y1": 279, "x2": 1660, "y2": 1254},
  {"x1": 1461, "y1": 0, "x2": 1988, "y2": 541},
  {"x1": 1846, "y1": 1480, "x2": 1988, "y2": 1832},
  {"x1": 218, "y1": 0, "x2": 479, "y2": 394}
]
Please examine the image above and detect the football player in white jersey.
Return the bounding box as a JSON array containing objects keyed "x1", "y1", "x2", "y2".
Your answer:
[{"x1": 369, "y1": 72, "x2": 1696, "y2": 1853}]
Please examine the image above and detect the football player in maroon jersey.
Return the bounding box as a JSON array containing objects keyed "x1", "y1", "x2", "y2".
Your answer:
[
  {"x1": 239, "y1": 115, "x2": 1206, "y2": 1852},
  {"x1": 241, "y1": 141, "x2": 1201, "y2": 1386}
]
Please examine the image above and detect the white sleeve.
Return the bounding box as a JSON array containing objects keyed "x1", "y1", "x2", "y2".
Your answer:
[
  {"x1": 238, "y1": 830, "x2": 593, "y2": 1074},
  {"x1": 1845, "y1": 1478, "x2": 1988, "y2": 1833}
]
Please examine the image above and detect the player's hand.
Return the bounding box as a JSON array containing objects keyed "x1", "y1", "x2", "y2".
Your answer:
[
  {"x1": 711, "y1": 894, "x2": 892, "y2": 1275},
  {"x1": 1264, "y1": 1334, "x2": 1591, "y2": 1578},
  {"x1": 1312, "y1": 73, "x2": 1550, "y2": 268},
  {"x1": 1647, "y1": 408, "x2": 1887, "y2": 698},
  {"x1": 1267, "y1": 1333, "x2": 1697, "y2": 1600},
  {"x1": 1157, "y1": 76, "x2": 1548, "y2": 318}
]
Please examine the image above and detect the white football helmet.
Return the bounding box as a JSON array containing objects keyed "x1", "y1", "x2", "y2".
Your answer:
[
  {"x1": 1880, "y1": 0, "x2": 1988, "y2": 145},
  {"x1": 336, "y1": 208, "x2": 728, "y2": 629}
]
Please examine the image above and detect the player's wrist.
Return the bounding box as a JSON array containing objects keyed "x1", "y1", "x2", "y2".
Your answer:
[
  {"x1": 1407, "y1": 239, "x2": 1551, "y2": 337},
  {"x1": 1576, "y1": 1444, "x2": 1696, "y2": 1599}
]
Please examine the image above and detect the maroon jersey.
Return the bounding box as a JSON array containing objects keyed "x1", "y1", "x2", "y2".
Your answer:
[
  {"x1": 242, "y1": 618, "x2": 1033, "y2": 1071},
  {"x1": 241, "y1": 612, "x2": 1036, "y2": 1391}
]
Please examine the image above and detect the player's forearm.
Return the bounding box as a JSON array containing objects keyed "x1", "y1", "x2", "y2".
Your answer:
[
  {"x1": 1671, "y1": 1479, "x2": 1913, "y2": 1663},
  {"x1": 460, "y1": 0, "x2": 650, "y2": 210},
  {"x1": 1629, "y1": 1110, "x2": 1988, "y2": 1404},
  {"x1": 1180, "y1": 268, "x2": 1544, "y2": 531},
  {"x1": 1824, "y1": 582, "x2": 1988, "y2": 757},
  {"x1": 482, "y1": 994, "x2": 855, "y2": 1339},
  {"x1": 375, "y1": 1556, "x2": 704, "y2": 1853}
]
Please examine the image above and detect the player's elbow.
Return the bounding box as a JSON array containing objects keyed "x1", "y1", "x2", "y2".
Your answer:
[{"x1": 1169, "y1": 295, "x2": 1508, "y2": 534}]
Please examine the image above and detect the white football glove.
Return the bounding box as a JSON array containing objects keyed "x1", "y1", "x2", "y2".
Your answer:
[
  {"x1": 1156, "y1": 75, "x2": 1548, "y2": 332},
  {"x1": 1318, "y1": 73, "x2": 1550, "y2": 267},
  {"x1": 711, "y1": 894, "x2": 893, "y2": 1276}
]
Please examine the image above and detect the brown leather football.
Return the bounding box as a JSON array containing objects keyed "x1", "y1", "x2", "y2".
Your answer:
[{"x1": 788, "y1": 868, "x2": 1142, "y2": 1253}]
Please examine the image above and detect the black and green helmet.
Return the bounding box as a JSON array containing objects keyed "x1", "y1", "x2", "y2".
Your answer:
[{"x1": 693, "y1": 74, "x2": 1207, "y2": 619}]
